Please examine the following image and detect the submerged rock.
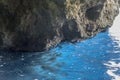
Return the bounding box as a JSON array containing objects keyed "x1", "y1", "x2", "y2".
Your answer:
[{"x1": 0, "y1": 0, "x2": 119, "y2": 51}]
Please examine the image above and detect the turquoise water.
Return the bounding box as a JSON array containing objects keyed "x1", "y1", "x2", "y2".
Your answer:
[{"x1": 0, "y1": 30, "x2": 120, "y2": 80}]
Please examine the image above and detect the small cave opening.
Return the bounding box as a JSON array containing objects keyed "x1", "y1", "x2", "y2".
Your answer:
[{"x1": 85, "y1": 5, "x2": 103, "y2": 21}]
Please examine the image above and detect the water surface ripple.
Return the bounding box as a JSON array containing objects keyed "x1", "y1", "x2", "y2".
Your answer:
[{"x1": 0, "y1": 12, "x2": 120, "y2": 80}]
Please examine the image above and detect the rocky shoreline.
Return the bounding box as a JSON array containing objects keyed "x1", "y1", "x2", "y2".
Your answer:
[{"x1": 0, "y1": 0, "x2": 119, "y2": 51}]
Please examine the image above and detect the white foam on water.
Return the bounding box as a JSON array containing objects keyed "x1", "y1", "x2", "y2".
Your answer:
[
  {"x1": 104, "y1": 61, "x2": 120, "y2": 80},
  {"x1": 105, "y1": 9, "x2": 120, "y2": 80},
  {"x1": 107, "y1": 69, "x2": 120, "y2": 80},
  {"x1": 104, "y1": 61, "x2": 120, "y2": 68}
]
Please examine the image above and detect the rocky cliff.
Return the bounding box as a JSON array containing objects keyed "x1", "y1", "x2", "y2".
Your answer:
[{"x1": 0, "y1": 0, "x2": 119, "y2": 51}]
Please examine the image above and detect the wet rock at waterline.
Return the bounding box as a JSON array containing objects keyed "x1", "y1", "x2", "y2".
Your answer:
[{"x1": 0, "y1": 0, "x2": 119, "y2": 51}]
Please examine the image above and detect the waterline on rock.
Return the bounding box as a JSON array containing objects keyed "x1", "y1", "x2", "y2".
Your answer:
[
  {"x1": 104, "y1": 9, "x2": 120, "y2": 80},
  {"x1": 0, "y1": 10, "x2": 120, "y2": 80},
  {"x1": 109, "y1": 9, "x2": 120, "y2": 47}
]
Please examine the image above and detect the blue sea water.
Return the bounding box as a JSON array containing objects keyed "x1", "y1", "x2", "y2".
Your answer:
[
  {"x1": 0, "y1": 11, "x2": 120, "y2": 80},
  {"x1": 0, "y1": 30, "x2": 120, "y2": 80}
]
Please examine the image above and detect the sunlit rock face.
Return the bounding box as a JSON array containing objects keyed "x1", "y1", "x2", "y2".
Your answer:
[
  {"x1": 109, "y1": 9, "x2": 120, "y2": 47},
  {"x1": 0, "y1": 0, "x2": 119, "y2": 51}
]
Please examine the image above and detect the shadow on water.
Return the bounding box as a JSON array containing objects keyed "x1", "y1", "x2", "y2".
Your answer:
[
  {"x1": 0, "y1": 31, "x2": 120, "y2": 80},
  {"x1": 0, "y1": 51, "x2": 64, "y2": 80},
  {"x1": 0, "y1": 30, "x2": 120, "y2": 80}
]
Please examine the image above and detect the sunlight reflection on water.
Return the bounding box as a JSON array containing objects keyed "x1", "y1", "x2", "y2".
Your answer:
[
  {"x1": 0, "y1": 27, "x2": 120, "y2": 80},
  {"x1": 0, "y1": 10, "x2": 120, "y2": 80},
  {"x1": 104, "y1": 9, "x2": 120, "y2": 80}
]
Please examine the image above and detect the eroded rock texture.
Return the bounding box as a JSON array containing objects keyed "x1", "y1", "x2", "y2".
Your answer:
[{"x1": 0, "y1": 0, "x2": 119, "y2": 51}]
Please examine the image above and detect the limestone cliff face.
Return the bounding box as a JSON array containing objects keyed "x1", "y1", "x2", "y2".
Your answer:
[{"x1": 0, "y1": 0, "x2": 119, "y2": 51}]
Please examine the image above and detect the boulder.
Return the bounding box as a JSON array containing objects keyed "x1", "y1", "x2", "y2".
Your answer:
[{"x1": 0, "y1": 0, "x2": 119, "y2": 51}]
